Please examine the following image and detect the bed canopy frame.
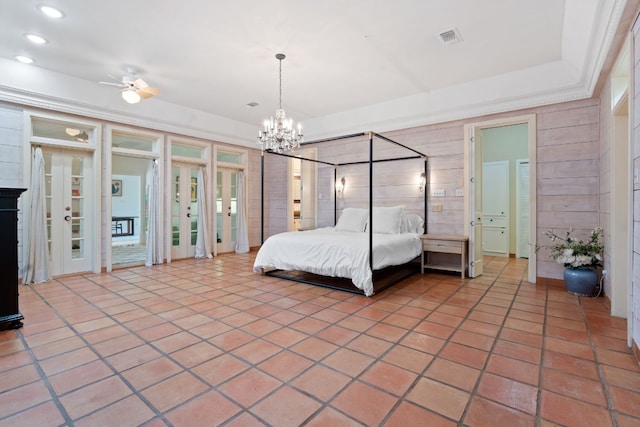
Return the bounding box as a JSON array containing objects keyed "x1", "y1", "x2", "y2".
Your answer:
[{"x1": 260, "y1": 131, "x2": 428, "y2": 295}]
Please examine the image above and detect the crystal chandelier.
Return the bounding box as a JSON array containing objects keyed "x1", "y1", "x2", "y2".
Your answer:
[{"x1": 258, "y1": 53, "x2": 303, "y2": 152}]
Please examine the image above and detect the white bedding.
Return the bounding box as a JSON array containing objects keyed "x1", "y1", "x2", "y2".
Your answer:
[{"x1": 253, "y1": 227, "x2": 422, "y2": 296}]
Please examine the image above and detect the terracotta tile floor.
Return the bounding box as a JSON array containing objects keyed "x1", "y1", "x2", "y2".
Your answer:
[{"x1": 1, "y1": 254, "x2": 639, "y2": 426}]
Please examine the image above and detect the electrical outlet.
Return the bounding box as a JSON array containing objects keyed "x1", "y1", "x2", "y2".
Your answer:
[
  {"x1": 432, "y1": 189, "x2": 445, "y2": 197},
  {"x1": 431, "y1": 204, "x2": 442, "y2": 212},
  {"x1": 455, "y1": 188, "x2": 464, "y2": 197}
]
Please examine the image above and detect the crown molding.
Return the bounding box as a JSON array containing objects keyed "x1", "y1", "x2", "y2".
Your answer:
[{"x1": 0, "y1": 85, "x2": 258, "y2": 149}]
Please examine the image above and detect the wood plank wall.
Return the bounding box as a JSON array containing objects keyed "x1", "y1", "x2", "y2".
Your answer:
[
  {"x1": 261, "y1": 98, "x2": 601, "y2": 280},
  {"x1": 0, "y1": 97, "x2": 603, "y2": 281},
  {"x1": 0, "y1": 105, "x2": 26, "y2": 274}
]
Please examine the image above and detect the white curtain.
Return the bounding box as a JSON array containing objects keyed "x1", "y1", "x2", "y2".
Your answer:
[
  {"x1": 23, "y1": 146, "x2": 51, "y2": 284},
  {"x1": 145, "y1": 160, "x2": 162, "y2": 266},
  {"x1": 195, "y1": 167, "x2": 212, "y2": 258},
  {"x1": 235, "y1": 170, "x2": 249, "y2": 253}
]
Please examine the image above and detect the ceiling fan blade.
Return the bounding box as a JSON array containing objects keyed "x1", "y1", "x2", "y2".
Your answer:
[
  {"x1": 137, "y1": 90, "x2": 154, "y2": 99},
  {"x1": 99, "y1": 81, "x2": 125, "y2": 87},
  {"x1": 140, "y1": 86, "x2": 160, "y2": 95},
  {"x1": 133, "y1": 78, "x2": 149, "y2": 89}
]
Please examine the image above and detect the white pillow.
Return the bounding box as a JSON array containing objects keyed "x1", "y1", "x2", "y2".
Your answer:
[
  {"x1": 335, "y1": 208, "x2": 368, "y2": 232},
  {"x1": 370, "y1": 206, "x2": 404, "y2": 234},
  {"x1": 400, "y1": 213, "x2": 424, "y2": 234}
]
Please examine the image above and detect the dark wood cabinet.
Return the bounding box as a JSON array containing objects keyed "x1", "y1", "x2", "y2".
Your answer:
[{"x1": 0, "y1": 188, "x2": 26, "y2": 329}]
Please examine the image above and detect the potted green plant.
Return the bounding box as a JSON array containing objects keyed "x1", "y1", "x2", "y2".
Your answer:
[{"x1": 545, "y1": 227, "x2": 604, "y2": 296}]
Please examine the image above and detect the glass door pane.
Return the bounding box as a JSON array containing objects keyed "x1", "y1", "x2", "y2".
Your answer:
[
  {"x1": 216, "y1": 168, "x2": 238, "y2": 253},
  {"x1": 70, "y1": 155, "x2": 84, "y2": 259},
  {"x1": 43, "y1": 150, "x2": 92, "y2": 275},
  {"x1": 190, "y1": 168, "x2": 199, "y2": 246},
  {"x1": 171, "y1": 164, "x2": 199, "y2": 259},
  {"x1": 172, "y1": 166, "x2": 180, "y2": 248}
]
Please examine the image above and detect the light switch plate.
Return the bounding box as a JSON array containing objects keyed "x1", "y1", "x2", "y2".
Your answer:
[{"x1": 432, "y1": 189, "x2": 445, "y2": 197}]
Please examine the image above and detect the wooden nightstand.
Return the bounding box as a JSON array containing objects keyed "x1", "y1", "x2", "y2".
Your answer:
[{"x1": 420, "y1": 234, "x2": 469, "y2": 278}]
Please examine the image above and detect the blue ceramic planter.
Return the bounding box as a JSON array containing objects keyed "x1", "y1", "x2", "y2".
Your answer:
[{"x1": 563, "y1": 268, "x2": 598, "y2": 296}]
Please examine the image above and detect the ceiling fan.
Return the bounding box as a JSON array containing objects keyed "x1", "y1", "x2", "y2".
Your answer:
[{"x1": 99, "y1": 67, "x2": 160, "y2": 104}]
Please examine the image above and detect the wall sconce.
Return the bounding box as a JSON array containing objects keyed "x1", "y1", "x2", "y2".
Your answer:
[
  {"x1": 336, "y1": 176, "x2": 346, "y2": 197},
  {"x1": 419, "y1": 172, "x2": 426, "y2": 193}
]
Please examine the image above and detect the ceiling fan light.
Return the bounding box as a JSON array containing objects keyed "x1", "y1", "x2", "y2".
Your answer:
[
  {"x1": 122, "y1": 89, "x2": 141, "y2": 104},
  {"x1": 65, "y1": 128, "x2": 81, "y2": 136}
]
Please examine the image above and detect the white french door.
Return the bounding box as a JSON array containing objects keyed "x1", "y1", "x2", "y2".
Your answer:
[
  {"x1": 44, "y1": 150, "x2": 94, "y2": 275},
  {"x1": 216, "y1": 168, "x2": 238, "y2": 253},
  {"x1": 466, "y1": 126, "x2": 484, "y2": 277},
  {"x1": 171, "y1": 164, "x2": 199, "y2": 259}
]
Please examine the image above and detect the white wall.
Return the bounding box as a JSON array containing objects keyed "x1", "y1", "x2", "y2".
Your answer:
[{"x1": 0, "y1": 105, "x2": 26, "y2": 274}]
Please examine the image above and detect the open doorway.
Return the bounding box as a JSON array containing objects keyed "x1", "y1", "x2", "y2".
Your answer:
[
  {"x1": 288, "y1": 148, "x2": 318, "y2": 231},
  {"x1": 111, "y1": 155, "x2": 149, "y2": 266},
  {"x1": 465, "y1": 114, "x2": 537, "y2": 282},
  {"x1": 481, "y1": 124, "x2": 529, "y2": 258}
]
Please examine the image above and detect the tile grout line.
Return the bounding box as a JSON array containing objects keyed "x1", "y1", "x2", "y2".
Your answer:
[
  {"x1": 535, "y1": 277, "x2": 549, "y2": 427},
  {"x1": 454, "y1": 259, "x2": 533, "y2": 426},
  {"x1": 14, "y1": 319, "x2": 74, "y2": 426},
  {"x1": 580, "y1": 295, "x2": 620, "y2": 427},
  {"x1": 24, "y1": 274, "x2": 191, "y2": 426}
]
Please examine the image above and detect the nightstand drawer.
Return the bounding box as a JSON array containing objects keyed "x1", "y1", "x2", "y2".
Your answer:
[{"x1": 423, "y1": 240, "x2": 462, "y2": 254}]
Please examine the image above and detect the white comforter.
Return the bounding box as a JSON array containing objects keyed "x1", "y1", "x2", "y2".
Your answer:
[{"x1": 253, "y1": 228, "x2": 422, "y2": 296}]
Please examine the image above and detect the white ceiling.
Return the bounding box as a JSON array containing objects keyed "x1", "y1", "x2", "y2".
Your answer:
[{"x1": 0, "y1": 0, "x2": 629, "y2": 146}]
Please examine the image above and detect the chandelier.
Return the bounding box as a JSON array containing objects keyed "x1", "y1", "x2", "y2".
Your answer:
[{"x1": 258, "y1": 53, "x2": 303, "y2": 152}]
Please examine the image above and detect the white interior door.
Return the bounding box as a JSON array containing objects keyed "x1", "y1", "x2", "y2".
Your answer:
[
  {"x1": 171, "y1": 164, "x2": 199, "y2": 259},
  {"x1": 468, "y1": 128, "x2": 484, "y2": 277},
  {"x1": 216, "y1": 168, "x2": 238, "y2": 253},
  {"x1": 44, "y1": 150, "x2": 93, "y2": 275},
  {"x1": 516, "y1": 160, "x2": 530, "y2": 258}
]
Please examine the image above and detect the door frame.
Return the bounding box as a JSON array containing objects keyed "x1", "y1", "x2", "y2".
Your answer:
[
  {"x1": 168, "y1": 136, "x2": 212, "y2": 263},
  {"x1": 515, "y1": 159, "x2": 530, "y2": 259},
  {"x1": 170, "y1": 163, "x2": 202, "y2": 259},
  {"x1": 464, "y1": 113, "x2": 537, "y2": 282},
  {"x1": 22, "y1": 111, "x2": 102, "y2": 276},
  {"x1": 288, "y1": 147, "x2": 318, "y2": 231},
  {"x1": 213, "y1": 145, "x2": 248, "y2": 256},
  {"x1": 106, "y1": 125, "x2": 164, "y2": 271}
]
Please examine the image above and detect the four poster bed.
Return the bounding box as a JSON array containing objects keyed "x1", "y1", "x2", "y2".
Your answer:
[{"x1": 253, "y1": 132, "x2": 428, "y2": 296}]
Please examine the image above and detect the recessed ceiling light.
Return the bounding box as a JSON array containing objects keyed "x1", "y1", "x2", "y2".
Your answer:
[
  {"x1": 16, "y1": 56, "x2": 34, "y2": 64},
  {"x1": 25, "y1": 34, "x2": 48, "y2": 44},
  {"x1": 38, "y1": 5, "x2": 64, "y2": 19}
]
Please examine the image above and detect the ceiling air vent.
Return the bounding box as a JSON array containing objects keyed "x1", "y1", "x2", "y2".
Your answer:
[
  {"x1": 439, "y1": 28, "x2": 462, "y2": 45},
  {"x1": 246, "y1": 101, "x2": 259, "y2": 107}
]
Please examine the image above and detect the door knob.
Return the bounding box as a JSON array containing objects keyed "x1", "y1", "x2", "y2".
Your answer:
[
  {"x1": 64, "y1": 215, "x2": 71, "y2": 221},
  {"x1": 186, "y1": 213, "x2": 191, "y2": 218}
]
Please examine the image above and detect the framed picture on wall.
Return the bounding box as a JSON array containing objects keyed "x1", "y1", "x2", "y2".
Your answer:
[{"x1": 112, "y1": 179, "x2": 122, "y2": 197}]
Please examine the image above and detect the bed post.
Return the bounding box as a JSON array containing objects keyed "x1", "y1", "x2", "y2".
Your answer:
[
  {"x1": 261, "y1": 151, "x2": 265, "y2": 244},
  {"x1": 423, "y1": 158, "x2": 428, "y2": 234},
  {"x1": 368, "y1": 131, "x2": 374, "y2": 273}
]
